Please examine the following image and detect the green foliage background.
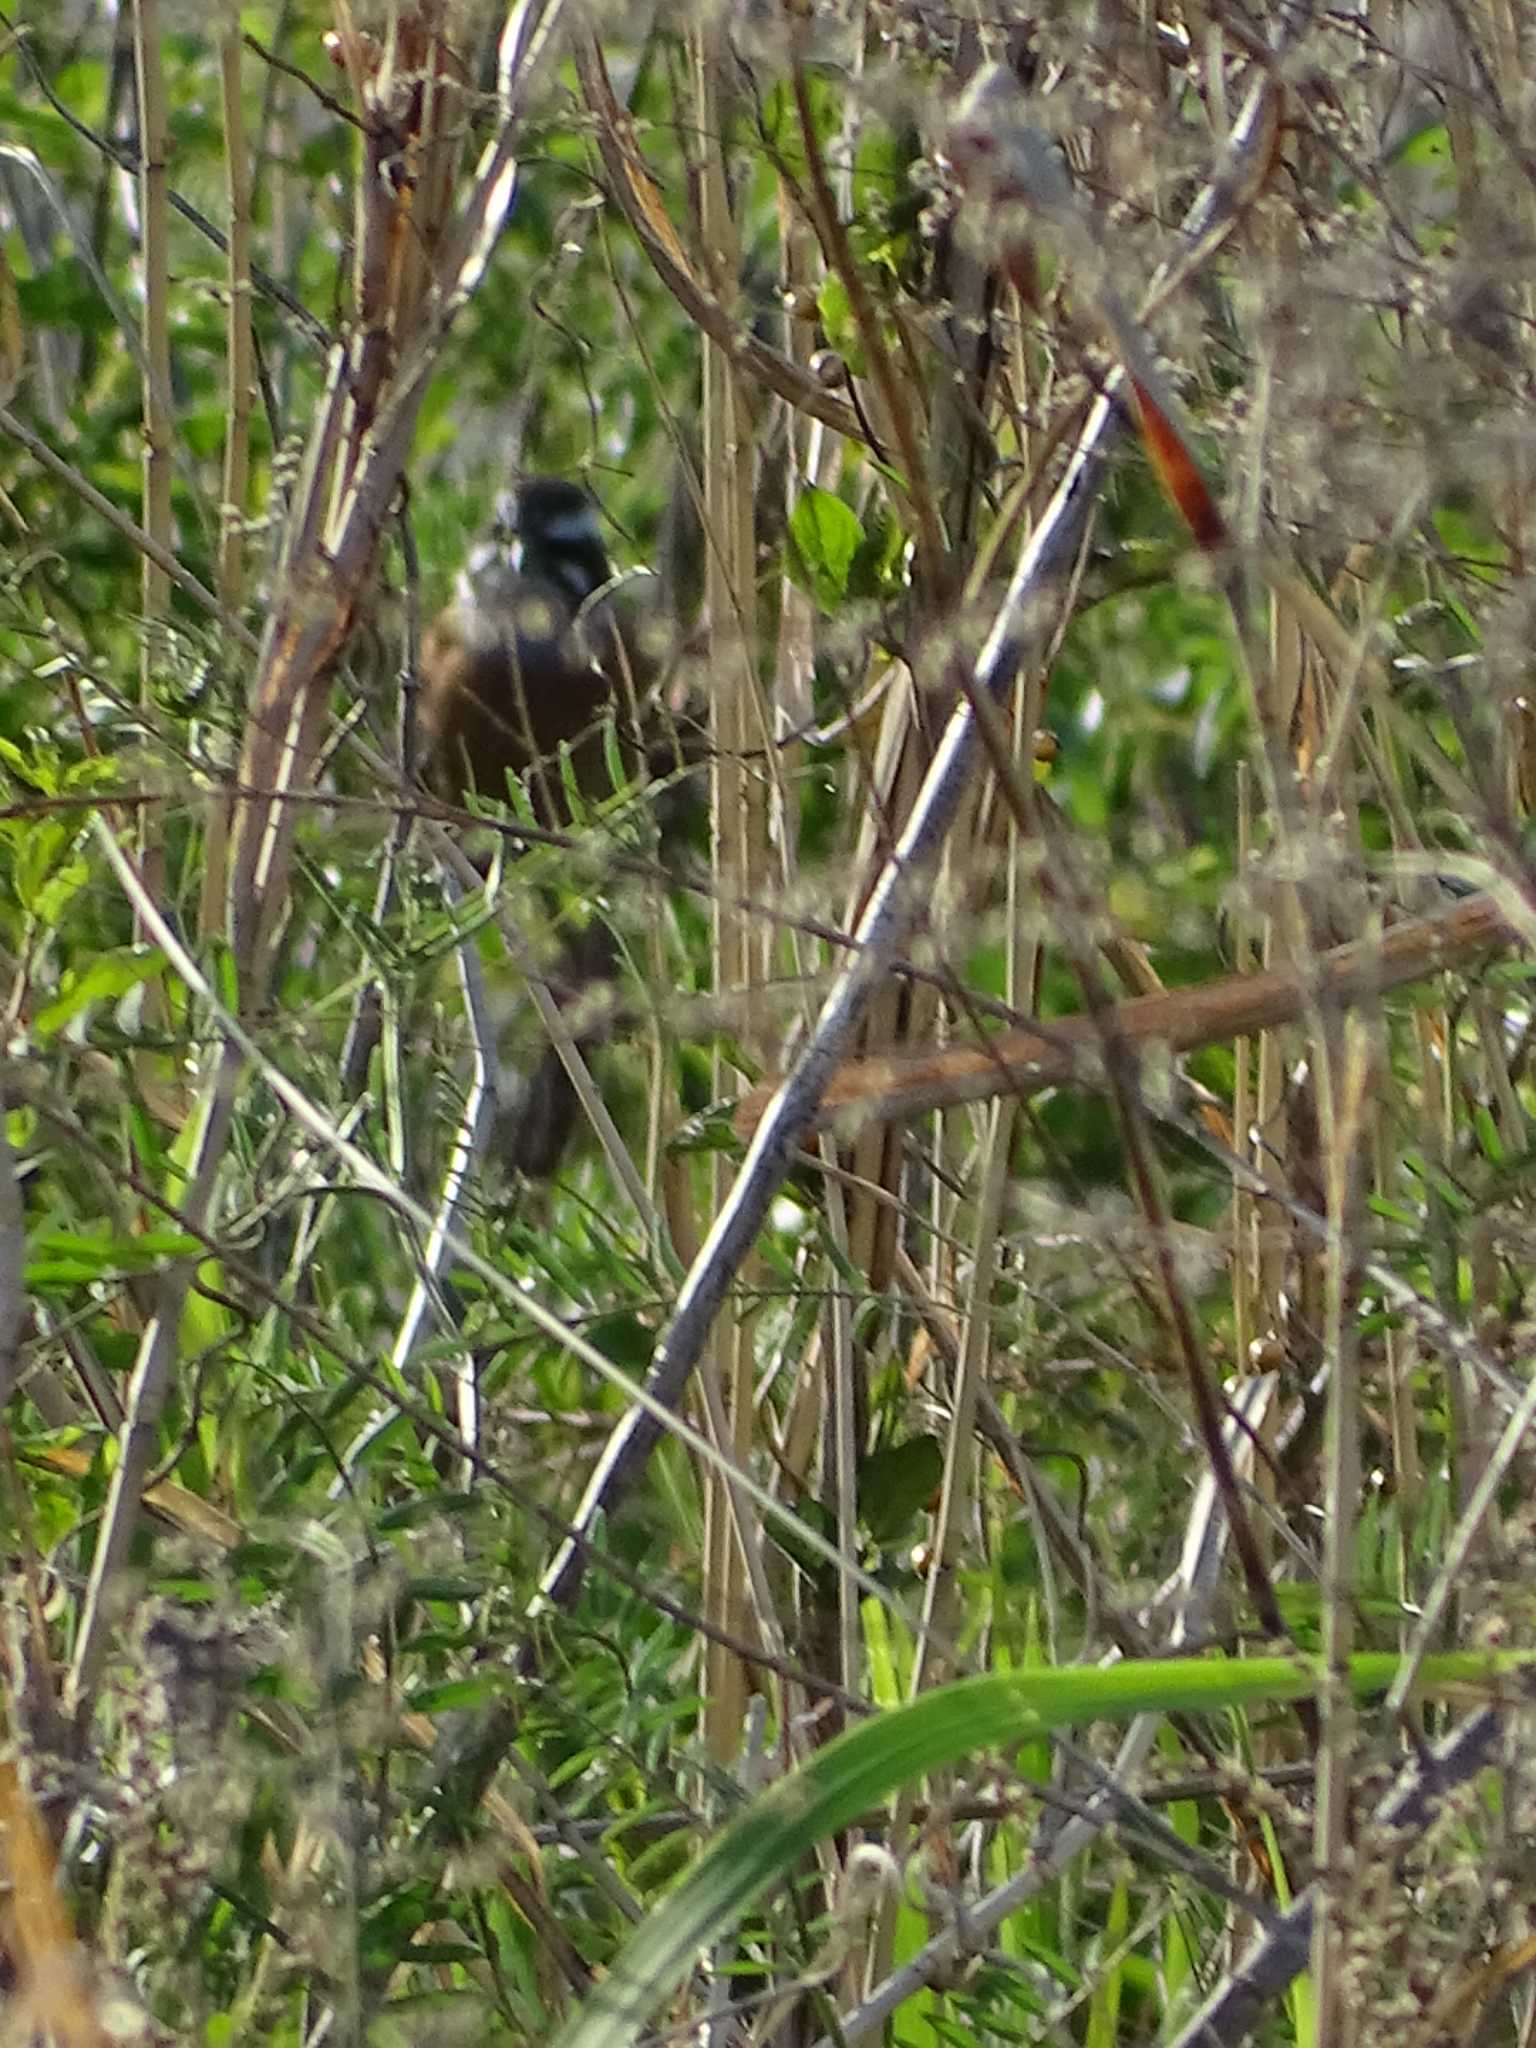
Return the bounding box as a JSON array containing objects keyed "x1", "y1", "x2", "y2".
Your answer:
[{"x1": 3, "y1": 3, "x2": 1536, "y2": 2045}]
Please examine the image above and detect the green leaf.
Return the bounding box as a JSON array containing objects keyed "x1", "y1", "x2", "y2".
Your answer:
[
  {"x1": 407, "y1": 1675, "x2": 505, "y2": 1714},
  {"x1": 1390, "y1": 119, "x2": 1451, "y2": 170},
  {"x1": 815, "y1": 275, "x2": 866, "y2": 375},
  {"x1": 26, "y1": 1225, "x2": 202, "y2": 1290},
  {"x1": 585, "y1": 1311, "x2": 657, "y2": 1374},
  {"x1": 1085, "y1": 1870, "x2": 1129, "y2": 2048},
  {"x1": 552, "y1": 1651, "x2": 1523, "y2": 2048},
  {"x1": 33, "y1": 946, "x2": 167, "y2": 1038},
  {"x1": 859, "y1": 1434, "x2": 943, "y2": 1544},
  {"x1": 376, "y1": 1492, "x2": 480, "y2": 1531},
  {"x1": 404, "y1": 1575, "x2": 485, "y2": 1604},
  {"x1": 1472, "y1": 1103, "x2": 1505, "y2": 1166},
  {"x1": 787, "y1": 488, "x2": 865, "y2": 612}
]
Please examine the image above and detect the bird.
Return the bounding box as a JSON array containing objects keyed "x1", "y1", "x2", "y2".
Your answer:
[
  {"x1": 416, "y1": 478, "x2": 673, "y2": 1179},
  {"x1": 416, "y1": 476, "x2": 652, "y2": 827}
]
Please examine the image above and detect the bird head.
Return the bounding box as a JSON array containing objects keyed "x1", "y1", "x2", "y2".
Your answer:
[
  {"x1": 492, "y1": 478, "x2": 614, "y2": 608},
  {"x1": 455, "y1": 479, "x2": 614, "y2": 616}
]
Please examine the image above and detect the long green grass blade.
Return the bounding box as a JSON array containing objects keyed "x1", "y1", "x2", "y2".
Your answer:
[{"x1": 554, "y1": 1651, "x2": 1516, "y2": 2048}]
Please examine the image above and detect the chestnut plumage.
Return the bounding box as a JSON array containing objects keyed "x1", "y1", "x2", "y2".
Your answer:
[
  {"x1": 417, "y1": 478, "x2": 648, "y2": 826},
  {"x1": 418, "y1": 479, "x2": 643, "y2": 1178}
]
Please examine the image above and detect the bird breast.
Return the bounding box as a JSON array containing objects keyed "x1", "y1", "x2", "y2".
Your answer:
[{"x1": 417, "y1": 575, "x2": 623, "y2": 824}]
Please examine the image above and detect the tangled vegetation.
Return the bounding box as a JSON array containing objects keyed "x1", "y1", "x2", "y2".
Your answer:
[{"x1": 5, "y1": 2, "x2": 1536, "y2": 2044}]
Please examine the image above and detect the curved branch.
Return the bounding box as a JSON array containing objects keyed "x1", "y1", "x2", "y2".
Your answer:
[
  {"x1": 735, "y1": 891, "x2": 1519, "y2": 1136},
  {"x1": 572, "y1": 32, "x2": 866, "y2": 444}
]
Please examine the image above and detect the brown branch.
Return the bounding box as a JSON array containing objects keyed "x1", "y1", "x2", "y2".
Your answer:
[
  {"x1": 227, "y1": 0, "x2": 528, "y2": 993},
  {"x1": 785, "y1": 31, "x2": 946, "y2": 590},
  {"x1": 735, "y1": 892, "x2": 1520, "y2": 1137},
  {"x1": 571, "y1": 32, "x2": 865, "y2": 444}
]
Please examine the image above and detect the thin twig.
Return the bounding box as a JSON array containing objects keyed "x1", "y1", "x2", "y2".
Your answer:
[
  {"x1": 0, "y1": 405, "x2": 252, "y2": 644},
  {"x1": 571, "y1": 33, "x2": 865, "y2": 445},
  {"x1": 0, "y1": 1088, "x2": 25, "y2": 1409},
  {"x1": 62, "y1": 1004, "x2": 242, "y2": 1728},
  {"x1": 76, "y1": 816, "x2": 924, "y2": 1652},
  {"x1": 814, "y1": 1367, "x2": 1284, "y2": 2048},
  {"x1": 337, "y1": 862, "x2": 497, "y2": 1489},
  {"x1": 528, "y1": 384, "x2": 1121, "y2": 1626},
  {"x1": 18, "y1": 1084, "x2": 873, "y2": 1720},
  {"x1": 0, "y1": 10, "x2": 328, "y2": 344},
  {"x1": 1164, "y1": 1707, "x2": 1517, "y2": 2048}
]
